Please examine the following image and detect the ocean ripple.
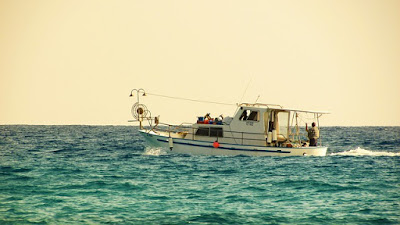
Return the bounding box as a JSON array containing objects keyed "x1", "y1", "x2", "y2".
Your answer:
[{"x1": 0, "y1": 125, "x2": 399, "y2": 224}]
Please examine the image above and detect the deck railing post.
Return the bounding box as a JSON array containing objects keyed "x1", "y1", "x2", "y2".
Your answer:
[{"x1": 317, "y1": 115, "x2": 321, "y2": 147}]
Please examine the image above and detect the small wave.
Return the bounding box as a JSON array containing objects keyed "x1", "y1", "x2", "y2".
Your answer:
[
  {"x1": 143, "y1": 147, "x2": 167, "y2": 156},
  {"x1": 330, "y1": 147, "x2": 400, "y2": 156}
]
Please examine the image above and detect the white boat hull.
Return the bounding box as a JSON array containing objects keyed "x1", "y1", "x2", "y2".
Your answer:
[{"x1": 139, "y1": 130, "x2": 327, "y2": 156}]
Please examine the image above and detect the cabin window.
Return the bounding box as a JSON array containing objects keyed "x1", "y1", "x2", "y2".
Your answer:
[
  {"x1": 239, "y1": 110, "x2": 259, "y2": 121},
  {"x1": 277, "y1": 111, "x2": 289, "y2": 139},
  {"x1": 195, "y1": 127, "x2": 223, "y2": 137}
]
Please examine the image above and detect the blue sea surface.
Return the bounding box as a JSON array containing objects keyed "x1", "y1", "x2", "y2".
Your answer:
[{"x1": 0, "y1": 125, "x2": 399, "y2": 224}]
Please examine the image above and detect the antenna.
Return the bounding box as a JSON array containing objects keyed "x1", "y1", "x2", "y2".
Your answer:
[
  {"x1": 239, "y1": 79, "x2": 252, "y2": 104},
  {"x1": 255, "y1": 95, "x2": 260, "y2": 103}
]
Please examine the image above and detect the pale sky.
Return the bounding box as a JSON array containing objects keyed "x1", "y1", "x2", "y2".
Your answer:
[{"x1": 1, "y1": 0, "x2": 399, "y2": 126}]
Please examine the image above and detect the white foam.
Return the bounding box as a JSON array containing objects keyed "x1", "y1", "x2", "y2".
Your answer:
[
  {"x1": 330, "y1": 147, "x2": 400, "y2": 157},
  {"x1": 143, "y1": 147, "x2": 167, "y2": 156}
]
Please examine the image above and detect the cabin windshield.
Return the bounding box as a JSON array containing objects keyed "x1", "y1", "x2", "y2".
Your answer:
[{"x1": 239, "y1": 109, "x2": 259, "y2": 121}]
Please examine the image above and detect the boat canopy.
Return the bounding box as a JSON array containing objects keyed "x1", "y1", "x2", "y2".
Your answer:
[{"x1": 238, "y1": 103, "x2": 330, "y2": 115}]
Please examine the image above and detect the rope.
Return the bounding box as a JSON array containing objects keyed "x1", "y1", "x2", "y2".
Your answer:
[{"x1": 146, "y1": 93, "x2": 235, "y2": 106}]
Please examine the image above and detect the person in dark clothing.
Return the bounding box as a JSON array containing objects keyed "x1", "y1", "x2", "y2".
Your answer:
[{"x1": 306, "y1": 122, "x2": 319, "y2": 146}]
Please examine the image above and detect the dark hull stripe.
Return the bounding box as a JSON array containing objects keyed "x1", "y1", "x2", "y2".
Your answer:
[{"x1": 156, "y1": 138, "x2": 291, "y2": 154}]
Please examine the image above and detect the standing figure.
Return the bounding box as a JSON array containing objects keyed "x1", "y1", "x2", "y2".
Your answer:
[{"x1": 306, "y1": 122, "x2": 319, "y2": 146}]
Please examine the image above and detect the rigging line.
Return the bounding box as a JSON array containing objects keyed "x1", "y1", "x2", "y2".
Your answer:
[{"x1": 146, "y1": 93, "x2": 236, "y2": 106}]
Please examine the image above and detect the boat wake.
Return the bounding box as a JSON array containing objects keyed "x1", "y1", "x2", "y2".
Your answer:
[
  {"x1": 330, "y1": 147, "x2": 400, "y2": 157},
  {"x1": 143, "y1": 147, "x2": 167, "y2": 156}
]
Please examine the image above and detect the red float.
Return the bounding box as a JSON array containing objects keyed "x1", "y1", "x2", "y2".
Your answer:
[{"x1": 213, "y1": 141, "x2": 219, "y2": 148}]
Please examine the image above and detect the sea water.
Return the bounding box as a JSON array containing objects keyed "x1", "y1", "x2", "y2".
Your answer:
[{"x1": 0, "y1": 125, "x2": 399, "y2": 224}]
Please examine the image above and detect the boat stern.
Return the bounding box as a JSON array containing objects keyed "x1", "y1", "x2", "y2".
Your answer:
[{"x1": 302, "y1": 146, "x2": 328, "y2": 156}]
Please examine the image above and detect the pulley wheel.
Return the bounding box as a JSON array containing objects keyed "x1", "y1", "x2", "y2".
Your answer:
[{"x1": 131, "y1": 102, "x2": 148, "y2": 119}]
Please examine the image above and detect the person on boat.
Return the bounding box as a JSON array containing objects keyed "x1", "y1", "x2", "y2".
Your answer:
[
  {"x1": 204, "y1": 113, "x2": 212, "y2": 120},
  {"x1": 306, "y1": 122, "x2": 319, "y2": 146},
  {"x1": 239, "y1": 110, "x2": 248, "y2": 120}
]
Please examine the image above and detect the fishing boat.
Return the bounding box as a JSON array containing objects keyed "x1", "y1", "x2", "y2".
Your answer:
[{"x1": 129, "y1": 88, "x2": 329, "y2": 156}]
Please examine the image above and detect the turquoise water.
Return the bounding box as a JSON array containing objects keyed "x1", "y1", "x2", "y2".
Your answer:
[{"x1": 0, "y1": 125, "x2": 399, "y2": 224}]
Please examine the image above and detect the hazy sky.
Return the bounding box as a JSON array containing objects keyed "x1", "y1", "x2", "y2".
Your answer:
[{"x1": 1, "y1": 0, "x2": 399, "y2": 126}]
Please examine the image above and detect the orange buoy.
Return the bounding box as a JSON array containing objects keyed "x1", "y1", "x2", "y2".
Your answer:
[{"x1": 213, "y1": 141, "x2": 219, "y2": 148}]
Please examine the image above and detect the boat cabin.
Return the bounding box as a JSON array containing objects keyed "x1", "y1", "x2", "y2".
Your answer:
[{"x1": 187, "y1": 103, "x2": 326, "y2": 148}]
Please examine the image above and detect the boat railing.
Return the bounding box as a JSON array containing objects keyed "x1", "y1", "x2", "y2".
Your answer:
[
  {"x1": 239, "y1": 103, "x2": 283, "y2": 109},
  {"x1": 142, "y1": 125, "x2": 314, "y2": 147}
]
